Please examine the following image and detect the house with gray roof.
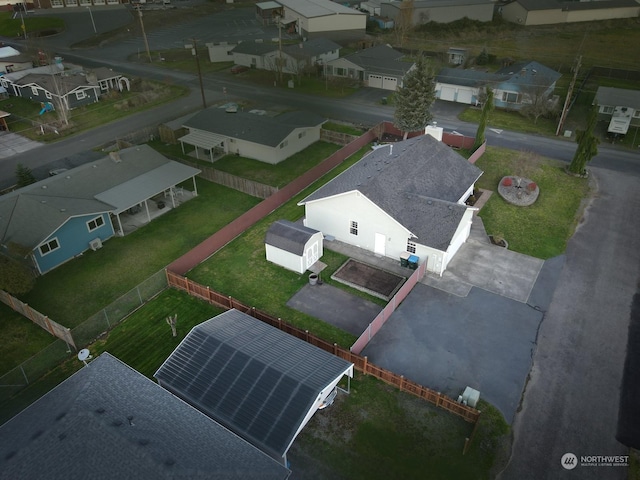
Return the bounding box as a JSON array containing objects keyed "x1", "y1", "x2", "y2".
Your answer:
[
  {"x1": 435, "y1": 60, "x2": 561, "y2": 110},
  {"x1": 500, "y1": 0, "x2": 640, "y2": 26},
  {"x1": 298, "y1": 134, "x2": 483, "y2": 275},
  {"x1": 0, "y1": 352, "x2": 291, "y2": 480},
  {"x1": 179, "y1": 108, "x2": 326, "y2": 164},
  {"x1": 155, "y1": 309, "x2": 354, "y2": 466},
  {"x1": 594, "y1": 86, "x2": 640, "y2": 136},
  {"x1": 231, "y1": 38, "x2": 340, "y2": 74},
  {"x1": 324, "y1": 44, "x2": 415, "y2": 91},
  {"x1": 265, "y1": 219, "x2": 324, "y2": 273},
  {"x1": 0, "y1": 145, "x2": 200, "y2": 275}
]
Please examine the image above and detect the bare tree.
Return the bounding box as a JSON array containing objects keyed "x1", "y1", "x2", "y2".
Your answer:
[
  {"x1": 393, "y1": 0, "x2": 415, "y2": 48},
  {"x1": 520, "y1": 73, "x2": 559, "y2": 124},
  {"x1": 166, "y1": 314, "x2": 178, "y2": 337}
]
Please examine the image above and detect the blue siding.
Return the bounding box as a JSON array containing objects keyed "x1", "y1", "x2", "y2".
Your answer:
[{"x1": 34, "y1": 213, "x2": 114, "y2": 274}]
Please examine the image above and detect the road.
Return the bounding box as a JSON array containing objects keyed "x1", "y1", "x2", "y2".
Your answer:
[{"x1": 3, "y1": 9, "x2": 640, "y2": 479}]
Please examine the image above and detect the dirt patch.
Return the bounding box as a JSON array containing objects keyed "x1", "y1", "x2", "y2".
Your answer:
[{"x1": 332, "y1": 259, "x2": 405, "y2": 300}]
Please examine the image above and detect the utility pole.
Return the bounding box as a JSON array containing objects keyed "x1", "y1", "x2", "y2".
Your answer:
[
  {"x1": 137, "y1": 6, "x2": 152, "y2": 64},
  {"x1": 191, "y1": 38, "x2": 207, "y2": 109},
  {"x1": 555, "y1": 55, "x2": 581, "y2": 136}
]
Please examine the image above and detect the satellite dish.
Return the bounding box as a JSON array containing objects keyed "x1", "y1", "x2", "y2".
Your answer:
[{"x1": 77, "y1": 348, "x2": 93, "y2": 365}]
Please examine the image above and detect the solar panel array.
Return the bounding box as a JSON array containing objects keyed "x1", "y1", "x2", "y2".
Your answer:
[{"x1": 155, "y1": 309, "x2": 352, "y2": 459}]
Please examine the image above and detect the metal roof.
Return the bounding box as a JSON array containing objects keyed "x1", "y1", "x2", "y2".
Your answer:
[
  {"x1": 299, "y1": 135, "x2": 482, "y2": 250},
  {"x1": 178, "y1": 130, "x2": 227, "y2": 151},
  {"x1": 265, "y1": 219, "x2": 322, "y2": 255},
  {"x1": 0, "y1": 353, "x2": 291, "y2": 480},
  {"x1": 155, "y1": 309, "x2": 354, "y2": 461},
  {"x1": 275, "y1": 0, "x2": 365, "y2": 18},
  {"x1": 595, "y1": 86, "x2": 640, "y2": 110}
]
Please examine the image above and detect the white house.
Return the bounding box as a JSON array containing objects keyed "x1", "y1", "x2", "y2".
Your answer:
[
  {"x1": 180, "y1": 109, "x2": 326, "y2": 164},
  {"x1": 265, "y1": 219, "x2": 324, "y2": 273},
  {"x1": 298, "y1": 134, "x2": 483, "y2": 275},
  {"x1": 594, "y1": 86, "x2": 640, "y2": 136}
]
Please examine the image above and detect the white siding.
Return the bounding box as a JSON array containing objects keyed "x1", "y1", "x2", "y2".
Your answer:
[
  {"x1": 442, "y1": 208, "x2": 474, "y2": 272},
  {"x1": 266, "y1": 244, "x2": 304, "y2": 273},
  {"x1": 232, "y1": 125, "x2": 321, "y2": 164}
]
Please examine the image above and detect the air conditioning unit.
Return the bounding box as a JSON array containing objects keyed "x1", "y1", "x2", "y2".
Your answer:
[{"x1": 89, "y1": 238, "x2": 103, "y2": 251}]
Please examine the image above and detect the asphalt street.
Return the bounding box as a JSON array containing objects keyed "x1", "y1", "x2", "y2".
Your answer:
[{"x1": 2, "y1": 9, "x2": 640, "y2": 478}]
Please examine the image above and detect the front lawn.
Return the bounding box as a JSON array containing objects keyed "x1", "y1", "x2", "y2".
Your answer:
[
  {"x1": 459, "y1": 106, "x2": 559, "y2": 137},
  {"x1": 19, "y1": 177, "x2": 260, "y2": 328},
  {"x1": 0, "y1": 11, "x2": 63, "y2": 38},
  {"x1": 475, "y1": 147, "x2": 592, "y2": 259}
]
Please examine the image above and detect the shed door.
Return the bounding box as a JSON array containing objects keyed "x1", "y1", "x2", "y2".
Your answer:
[
  {"x1": 306, "y1": 242, "x2": 319, "y2": 269},
  {"x1": 374, "y1": 233, "x2": 385, "y2": 256}
]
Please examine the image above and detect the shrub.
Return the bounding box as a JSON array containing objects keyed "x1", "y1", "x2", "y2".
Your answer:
[
  {"x1": 502, "y1": 177, "x2": 513, "y2": 187},
  {"x1": 527, "y1": 182, "x2": 537, "y2": 191}
]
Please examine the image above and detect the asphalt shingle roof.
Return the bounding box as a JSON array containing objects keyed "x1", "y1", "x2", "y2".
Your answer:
[
  {"x1": 595, "y1": 86, "x2": 640, "y2": 110},
  {"x1": 184, "y1": 109, "x2": 326, "y2": 146},
  {"x1": 436, "y1": 67, "x2": 504, "y2": 88},
  {"x1": 283, "y1": 38, "x2": 341, "y2": 58},
  {"x1": 341, "y1": 44, "x2": 414, "y2": 77},
  {"x1": 0, "y1": 353, "x2": 291, "y2": 480},
  {"x1": 265, "y1": 219, "x2": 321, "y2": 255},
  {"x1": 155, "y1": 309, "x2": 353, "y2": 461},
  {"x1": 494, "y1": 60, "x2": 561, "y2": 87},
  {"x1": 300, "y1": 135, "x2": 482, "y2": 250}
]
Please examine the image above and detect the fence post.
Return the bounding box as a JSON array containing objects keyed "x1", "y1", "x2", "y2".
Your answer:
[
  {"x1": 399, "y1": 375, "x2": 404, "y2": 391},
  {"x1": 334, "y1": 342, "x2": 337, "y2": 355},
  {"x1": 305, "y1": 330, "x2": 309, "y2": 342},
  {"x1": 363, "y1": 356, "x2": 368, "y2": 375},
  {"x1": 185, "y1": 277, "x2": 190, "y2": 294},
  {"x1": 228, "y1": 296, "x2": 233, "y2": 309}
]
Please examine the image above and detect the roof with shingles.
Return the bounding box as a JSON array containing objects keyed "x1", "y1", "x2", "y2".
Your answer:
[
  {"x1": 0, "y1": 145, "x2": 200, "y2": 249},
  {"x1": 184, "y1": 108, "x2": 326, "y2": 146},
  {"x1": 595, "y1": 86, "x2": 640, "y2": 110},
  {"x1": 339, "y1": 44, "x2": 414, "y2": 77},
  {"x1": 265, "y1": 219, "x2": 322, "y2": 255},
  {"x1": 299, "y1": 135, "x2": 482, "y2": 250},
  {"x1": 155, "y1": 309, "x2": 353, "y2": 461},
  {"x1": 283, "y1": 38, "x2": 341, "y2": 58},
  {"x1": 0, "y1": 353, "x2": 291, "y2": 480},
  {"x1": 436, "y1": 67, "x2": 504, "y2": 87},
  {"x1": 231, "y1": 41, "x2": 279, "y2": 56},
  {"x1": 494, "y1": 60, "x2": 561, "y2": 86},
  {"x1": 13, "y1": 72, "x2": 98, "y2": 95}
]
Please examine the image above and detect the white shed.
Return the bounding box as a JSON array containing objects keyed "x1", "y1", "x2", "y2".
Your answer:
[{"x1": 265, "y1": 220, "x2": 324, "y2": 274}]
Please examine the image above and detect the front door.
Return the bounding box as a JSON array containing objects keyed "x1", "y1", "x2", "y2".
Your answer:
[{"x1": 374, "y1": 233, "x2": 385, "y2": 256}]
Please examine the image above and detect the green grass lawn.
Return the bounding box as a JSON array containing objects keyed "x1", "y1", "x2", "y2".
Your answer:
[
  {"x1": 459, "y1": 106, "x2": 559, "y2": 137},
  {"x1": 0, "y1": 11, "x2": 64, "y2": 38},
  {"x1": 130, "y1": 49, "x2": 234, "y2": 75},
  {"x1": 475, "y1": 147, "x2": 591, "y2": 258},
  {"x1": 19, "y1": 177, "x2": 260, "y2": 328},
  {"x1": 0, "y1": 303, "x2": 56, "y2": 375},
  {"x1": 323, "y1": 122, "x2": 365, "y2": 136}
]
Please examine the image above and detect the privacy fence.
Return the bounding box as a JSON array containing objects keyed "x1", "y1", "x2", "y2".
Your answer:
[{"x1": 165, "y1": 270, "x2": 480, "y2": 424}]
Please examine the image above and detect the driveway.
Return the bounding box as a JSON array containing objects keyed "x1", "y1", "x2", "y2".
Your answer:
[{"x1": 0, "y1": 132, "x2": 43, "y2": 159}]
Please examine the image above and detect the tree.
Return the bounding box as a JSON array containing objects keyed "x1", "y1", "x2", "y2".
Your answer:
[
  {"x1": 15, "y1": 163, "x2": 36, "y2": 188},
  {"x1": 474, "y1": 87, "x2": 494, "y2": 151},
  {"x1": 568, "y1": 106, "x2": 599, "y2": 175},
  {"x1": 0, "y1": 254, "x2": 35, "y2": 295},
  {"x1": 519, "y1": 73, "x2": 559, "y2": 124},
  {"x1": 393, "y1": 0, "x2": 414, "y2": 47},
  {"x1": 393, "y1": 55, "x2": 436, "y2": 139}
]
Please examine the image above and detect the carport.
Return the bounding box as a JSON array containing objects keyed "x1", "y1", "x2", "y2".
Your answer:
[
  {"x1": 178, "y1": 130, "x2": 227, "y2": 162},
  {"x1": 155, "y1": 309, "x2": 354, "y2": 466}
]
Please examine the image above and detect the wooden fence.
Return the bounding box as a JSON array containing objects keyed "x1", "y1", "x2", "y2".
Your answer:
[
  {"x1": 165, "y1": 270, "x2": 480, "y2": 424},
  {"x1": 0, "y1": 290, "x2": 75, "y2": 350}
]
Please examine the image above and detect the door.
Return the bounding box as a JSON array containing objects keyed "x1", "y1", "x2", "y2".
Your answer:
[
  {"x1": 440, "y1": 86, "x2": 456, "y2": 101},
  {"x1": 305, "y1": 242, "x2": 319, "y2": 269},
  {"x1": 382, "y1": 76, "x2": 398, "y2": 91},
  {"x1": 456, "y1": 88, "x2": 473, "y2": 104},
  {"x1": 374, "y1": 233, "x2": 385, "y2": 256},
  {"x1": 368, "y1": 74, "x2": 382, "y2": 89}
]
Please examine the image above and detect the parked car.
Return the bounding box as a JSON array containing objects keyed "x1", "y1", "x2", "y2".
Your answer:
[{"x1": 231, "y1": 65, "x2": 249, "y2": 74}]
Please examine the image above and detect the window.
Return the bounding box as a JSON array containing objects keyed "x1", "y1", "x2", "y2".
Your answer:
[
  {"x1": 600, "y1": 105, "x2": 614, "y2": 115},
  {"x1": 39, "y1": 238, "x2": 60, "y2": 256},
  {"x1": 335, "y1": 67, "x2": 346, "y2": 76},
  {"x1": 279, "y1": 140, "x2": 288, "y2": 149},
  {"x1": 31, "y1": 86, "x2": 39, "y2": 96},
  {"x1": 632, "y1": 110, "x2": 640, "y2": 119},
  {"x1": 87, "y1": 215, "x2": 105, "y2": 232},
  {"x1": 407, "y1": 240, "x2": 416, "y2": 254},
  {"x1": 502, "y1": 91, "x2": 519, "y2": 103},
  {"x1": 45, "y1": 91, "x2": 52, "y2": 99},
  {"x1": 76, "y1": 90, "x2": 87, "y2": 100},
  {"x1": 350, "y1": 221, "x2": 358, "y2": 235},
  {"x1": 298, "y1": 130, "x2": 306, "y2": 139}
]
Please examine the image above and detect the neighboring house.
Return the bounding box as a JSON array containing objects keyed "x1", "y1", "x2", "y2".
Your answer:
[
  {"x1": 435, "y1": 61, "x2": 561, "y2": 110},
  {"x1": 500, "y1": 0, "x2": 640, "y2": 25},
  {"x1": 274, "y1": 0, "x2": 367, "y2": 42},
  {"x1": 324, "y1": 44, "x2": 415, "y2": 91},
  {"x1": 265, "y1": 219, "x2": 324, "y2": 273},
  {"x1": 298, "y1": 134, "x2": 483, "y2": 275},
  {"x1": 155, "y1": 309, "x2": 354, "y2": 466},
  {"x1": 0, "y1": 46, "x2": 32, "y2": 74},
  {"x1": 381, "y1": 0, "x2": 494, "y2": 26},
  {"x1": 0, "y1": 145, "x2": 200, "y2": 275},
  {"x1": 179, "y1": 108, "x2": 326, "y2": 164},
  {"x1": 594, "y1": 86, "x2": 640, "y2": 136},
  {"x1": 0, "y1": 353, "x2": 291, "y2": 480},
  {"x1": 0, "y1": 63, "x2": 128, "y2": 110},
  {"x1": 231, "y1": 38, "x2": 340, "y2": 74}
]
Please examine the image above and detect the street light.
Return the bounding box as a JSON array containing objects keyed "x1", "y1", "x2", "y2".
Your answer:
[{"x1": 87, "y1": 6, "x2": 97, "y2": 34}]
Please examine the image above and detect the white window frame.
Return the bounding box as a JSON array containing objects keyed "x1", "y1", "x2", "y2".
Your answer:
[
  {"x1": 600, "y1": 105, "x2": 614, "y2": 115},
  {"x1": 87, "y1": 215, "x2": 105, "y2": 232},
  {"x1": 39, "y1": 238, "x2": 60, "y2": 256},
  {"x1": 76, "y1": 90, "x2": 87, "y2": 100},
  {"x1": 31, "y1": 86, "x2": 39, "y2": 95},
  {"x1": 350, "y1": 220, "x2": 358, "y2": 236},
  {"x1": 407, "y1": 240, "x2": 416, "y2": 254},
  {"x1": 298, "y1": 130, "x2": 306, "y2": 139},
  {"x1": 45, "y1": 91, "x2": 52, "y2": 99},
  {"x1": 279, "y1": 140, "x2": 288, "y2": 149}
]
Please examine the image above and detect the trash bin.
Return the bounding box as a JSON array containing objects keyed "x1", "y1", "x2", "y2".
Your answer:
[
  {"x1": 400, "y1": 252, "x2": 411, "y2": 267},
  {"x1": 309, "y1": 273, "x2": 318, "y2": 286},
  {"x1": 408, "y1": 254, "x2": 419, "y2": 270}
]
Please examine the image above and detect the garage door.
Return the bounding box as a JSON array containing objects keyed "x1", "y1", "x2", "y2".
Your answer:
[
  {"x1": 456, "y1": 88, "x2": 473, "y2": 104},
  {"x1": 382, "y1": 76, "x2": 398, "y2": 91},
  {"x1": 440, "y1": 86, "x2": 456, "y2": 102},
  {"x1": 368, "y1": 74, "x2": 382, "y2": 88}
]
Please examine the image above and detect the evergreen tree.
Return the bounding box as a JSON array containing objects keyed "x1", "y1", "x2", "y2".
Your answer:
[
  {"x1": 394, "y1": 55, "x2": 436, "y2": 139},
  {"x1": 568, "y1": 106, "x2": 599, "y2": 175},
  {"x1": 474, "y1": 88, "x2": 494, "y2": 151},
  {"x1": 15, "y1": 163, "x2": 36, "y2": 188}
]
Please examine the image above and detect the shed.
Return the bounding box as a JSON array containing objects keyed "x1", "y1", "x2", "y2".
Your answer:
[
  {"x1": 155, "y1": 309, "x2": 354, "y2": 466},
  {"x1": 265, "y1": 219, "x2": 324, "y2": 273}
]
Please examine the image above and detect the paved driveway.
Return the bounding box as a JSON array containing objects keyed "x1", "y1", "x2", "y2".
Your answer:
[{"x1": 0, "y1": 132, "x2": 42, "y2": 159}]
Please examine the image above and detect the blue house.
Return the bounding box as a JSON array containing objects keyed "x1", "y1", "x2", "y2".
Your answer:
[
  {"x1": 435, "y1": 60, "x2": 561, "y2": 110},
  {"x1": 0, "y1": 145, "x2": 200, "y2": 275}
]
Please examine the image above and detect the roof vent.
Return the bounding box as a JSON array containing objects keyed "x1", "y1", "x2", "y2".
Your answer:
[
  {"x1": 40, "y1": 200, "x2": 47, "y2": 204},
  {"x1": 60, "y1": 208, "x2": 66, "y2": 212},
  {"x1": 66, "y1": 175, "x2": 71, "y2": 179},
  {"x1": 41, "y1": 185, "x2": 47, "y2": 189}
]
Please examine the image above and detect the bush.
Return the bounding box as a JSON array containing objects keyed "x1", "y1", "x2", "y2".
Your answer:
[
  {"x1": 502, "y1": 177, "x2": 513, "y2": 187},
  {"x1": 527, "y1": 182, "x2": 537, "y2": 191}
]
